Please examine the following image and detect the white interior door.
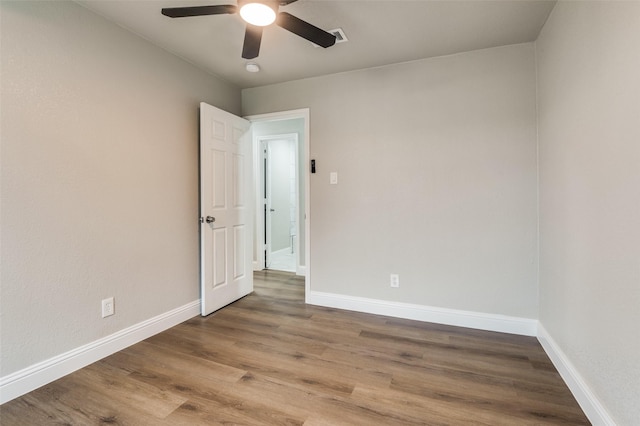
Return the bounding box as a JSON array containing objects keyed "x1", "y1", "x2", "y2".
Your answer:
[{"x1": 200, "y1": 102, "x2": 253, "y2": 316}]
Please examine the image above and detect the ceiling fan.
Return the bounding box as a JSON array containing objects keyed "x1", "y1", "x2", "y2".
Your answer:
[{"x1": 161, "y1": 0, "x2": 337, "y2": 59}]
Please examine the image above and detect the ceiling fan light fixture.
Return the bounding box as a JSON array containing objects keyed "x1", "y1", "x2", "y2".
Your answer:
[{"x1": 240, "y1": 2, "x2": 276, "y2": 26}]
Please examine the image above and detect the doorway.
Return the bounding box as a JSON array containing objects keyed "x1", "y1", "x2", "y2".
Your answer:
[
  {"x1": 262, "y1": 134, "x2": 298, "y2": 272},
  {"x1": 247, "y1": 110, "x2": 308, "y2": 281}
]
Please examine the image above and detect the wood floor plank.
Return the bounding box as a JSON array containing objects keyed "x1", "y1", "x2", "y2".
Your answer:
[
  {"x1": 233, "y1": 339, "x2": 394, "y2": 389},
  {"x1": 103, "y1": 341, "x2": 247, "y2": 385},
  {"x1": 69, "y1": 363, "x2": 188, "y2": 419},
  {"x1": 165, "y1": 396, "x2": 305, "y2": 426},
  {"x1": 233, "y1": 371, "x2": 428, "y2": 426},
  {"x1": 388, "y1": 375, "x2": 587, "y2": 425},
  {"x1": 144, "y1": 330, "x2": 359, "y2": 399},
  {"x1": 0, "y1": 270, "x2": 590, "y2": 425}
]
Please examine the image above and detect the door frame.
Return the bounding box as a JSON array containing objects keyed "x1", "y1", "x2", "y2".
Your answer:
[
  {"x1": 260, "y1": 133, "x2": 299, "y2": 272},
  {"x1": 245, "y1": 109, "x2": 310, "y2": 288}
]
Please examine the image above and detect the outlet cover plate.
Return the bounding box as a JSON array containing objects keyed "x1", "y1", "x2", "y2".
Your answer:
[
  {"x1": 102, "y1": 297, "x2": 114, "y2": 318},
  {"x1": 390, "y1": 274, "x2": 400, "y2": 288}
]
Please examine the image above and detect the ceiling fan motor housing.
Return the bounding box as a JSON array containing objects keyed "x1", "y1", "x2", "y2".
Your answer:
[{"x1": 238, "y1": 0, "x2": 280, "y2": 14}]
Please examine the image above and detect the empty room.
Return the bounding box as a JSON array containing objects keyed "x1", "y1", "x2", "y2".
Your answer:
[{"x1": 1, "y1": 1, "x2": 638, "y2": 424}]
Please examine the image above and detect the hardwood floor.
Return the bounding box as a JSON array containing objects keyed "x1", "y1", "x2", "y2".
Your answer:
[{"x1": 1, "y1": 270, "x2": 589, "y2": 425}]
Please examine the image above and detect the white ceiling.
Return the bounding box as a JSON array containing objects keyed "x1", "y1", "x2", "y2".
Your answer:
[{"x1": 76, "y1": 0, "x2": 556, "y2": 89}]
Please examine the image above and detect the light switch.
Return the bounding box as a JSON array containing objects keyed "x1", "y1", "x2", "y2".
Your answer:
[{"x1": 330, "y1": 172, "x2": 338, "y2": 185}]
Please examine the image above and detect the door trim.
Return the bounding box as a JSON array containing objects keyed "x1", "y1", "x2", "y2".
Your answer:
[{"x1": 245, "y1": 109, "x2": 311, "y2": 295}]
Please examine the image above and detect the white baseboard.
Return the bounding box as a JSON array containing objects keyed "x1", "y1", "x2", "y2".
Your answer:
[
  {"x1": 0, "y1": 300, "x2": 200, "y2": 405},
  {"x1": 537, "y1": 324, "x2": 615, "y2": 425},
  {"x1": 296, "y1": 265, "x2": 306, "y2": 277},
  {"x1": 306, "y1": 290, "x2": 537, "y2": 336}
]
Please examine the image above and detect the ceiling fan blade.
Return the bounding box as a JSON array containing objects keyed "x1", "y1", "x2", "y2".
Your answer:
[
  {"x1": 276, "y1": 12, "x2": 336, "y2": 48},
  {"x1": 242, "y1": 24, "x2": 263, "y2": 59},
  {"x1": 161, "y1": 5, "x2": 237, "y2": 18},
  {"x1": 279, "y1": 0, "x2": 299, "y2": 5}
]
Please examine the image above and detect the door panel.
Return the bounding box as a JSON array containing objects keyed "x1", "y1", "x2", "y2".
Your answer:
[
  {"x1": 200, "y1": 102, "x2": 252, "y2": 316},
  {"x1": 233, "y1": 225, "x2": 246, "y2": 279},
  {"x1": 212, "y1": 228, "x2": 227, "y2": 288},
  {"x1": 233, "y1": 153, "x2": 244, "y2": 208},
  {"x1": 211, "y1": 150, "x2": 227, "y2": 209}
]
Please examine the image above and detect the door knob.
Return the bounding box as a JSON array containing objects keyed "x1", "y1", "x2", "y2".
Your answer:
[{"x1": 206, "y1": 216, "x2": 215, "y2": 223}]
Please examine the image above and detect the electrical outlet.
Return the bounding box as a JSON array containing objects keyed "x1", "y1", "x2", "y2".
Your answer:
[
  {"x1": 390, "y1": 274, "x2": 400, "y2": 288},
  {"x1": 102, "y1": 297, "x2": 114, "y2": 318}
]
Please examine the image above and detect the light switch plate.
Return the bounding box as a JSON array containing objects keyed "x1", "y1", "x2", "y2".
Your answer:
[{"x1": 330, "y1": 172, "x2": 338, "y2": 185}]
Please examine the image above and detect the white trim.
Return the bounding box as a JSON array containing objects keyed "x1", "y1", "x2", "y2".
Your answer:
[
  {"x1": 306, "y1": 291, "x2": 537, "y2": 336},
  {"x1": 296, "y1": 265, "x2": 306, "y2": 277},
  {"x1": 0, "y1": 300, "x2": 200, "y2": 405},
  {"x1": 537, "y1": 324, "x2": 616, "y2": 426},
  {"x1": 303, "y1": 110, "x2": 310, "y2": 298},
  {"x1": 245, "y1": 108, "x2": 310, "y2": 123}
]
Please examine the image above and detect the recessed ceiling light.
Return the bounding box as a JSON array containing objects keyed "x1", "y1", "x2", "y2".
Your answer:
[{"x1": 245, "y1": 62, "x2": 261, "y2": 73}]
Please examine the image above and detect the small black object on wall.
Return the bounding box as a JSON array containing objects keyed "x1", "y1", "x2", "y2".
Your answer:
[{"x1": 311, "y1": 159, "x2": 316, "y2": 173}]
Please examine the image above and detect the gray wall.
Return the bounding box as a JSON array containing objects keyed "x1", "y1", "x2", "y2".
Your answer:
[
  {"x1": 536, "y1": 2, "x2": 640, "y2": 424},
  {"x1": 243, "y1": 43, "x2": 539, "y2": 318},
  {"x1": 0, "y1": 1, "x2": 240, "y2": 376}
]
